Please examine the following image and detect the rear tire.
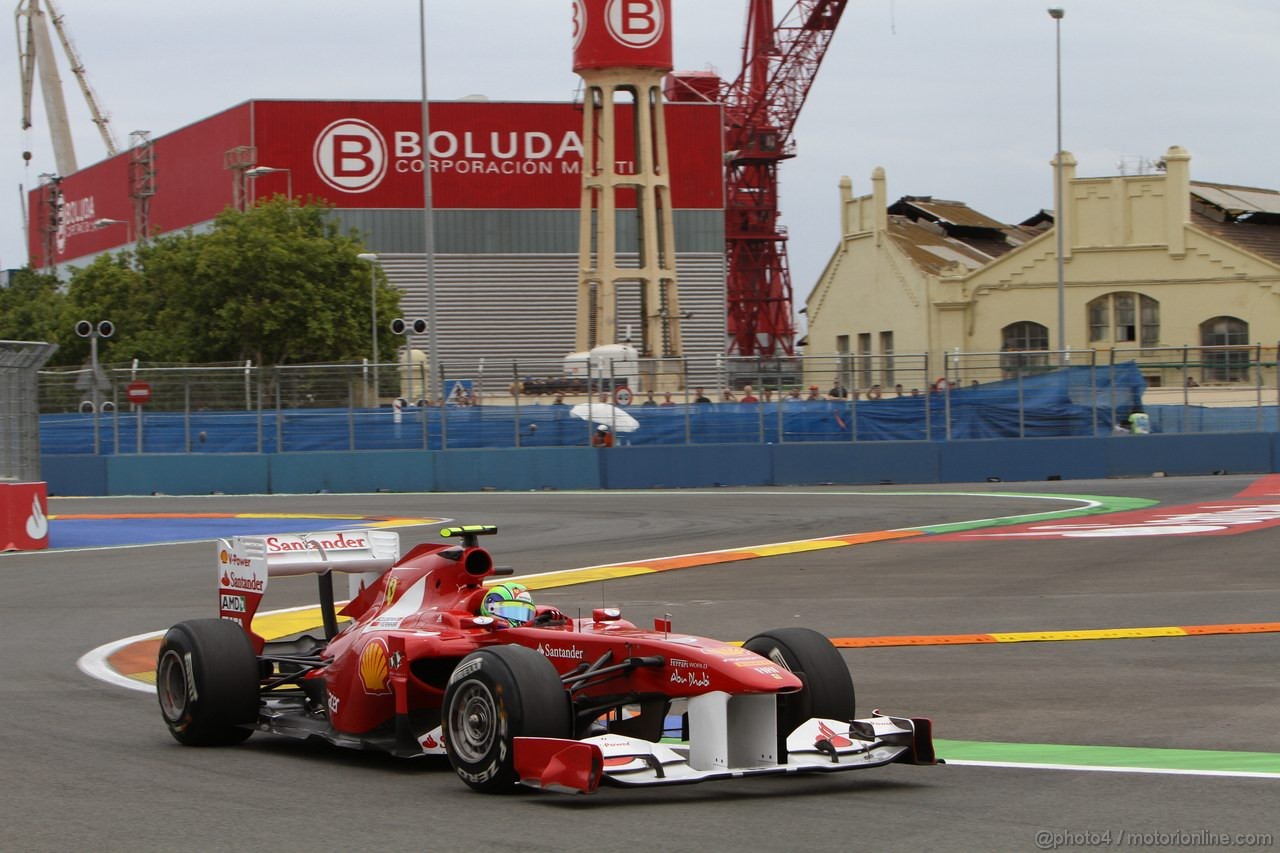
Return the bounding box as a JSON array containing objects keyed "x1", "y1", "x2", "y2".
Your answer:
[
  {"x1": 743, "y1": 627, "x2": 855, "y2": 741},
  {"x1": 156, "y1": 619, "x2": 259, "y2": 746},
  {"x1": 442, "y1": 645, "x2": 571, "y2": 793}
]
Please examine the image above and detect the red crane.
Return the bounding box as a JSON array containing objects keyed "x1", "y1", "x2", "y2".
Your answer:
[{"x1": 673, "y1": 0, "x2": 848, "y2": 357}]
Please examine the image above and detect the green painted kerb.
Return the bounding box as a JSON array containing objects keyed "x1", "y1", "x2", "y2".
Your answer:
[
  {"x1": 918, "y1": 494, "x2": 1158, "y2": 535},
  {"x1": 936, "y1": 739, "x2": 1280, "y2": 775}
]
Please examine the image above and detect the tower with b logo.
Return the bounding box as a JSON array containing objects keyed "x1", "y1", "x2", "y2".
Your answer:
[{"x1": 572, "y1": 0, "x2": 683, "y2": 358}]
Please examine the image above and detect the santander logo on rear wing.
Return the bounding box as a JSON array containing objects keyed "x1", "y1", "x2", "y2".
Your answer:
[{"x1": 217, "y1": 529, "x2": 401, "y2": 632}]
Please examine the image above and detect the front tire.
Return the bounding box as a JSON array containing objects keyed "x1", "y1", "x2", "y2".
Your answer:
[
  {"x1": 442, "y1": 645, "x2": 571, "y2": 793},
  {"x1": 156, "y1": 619, "x2": 260, "y2": 746},
  {"x1": 743, "y1": 627, "x2": 856, "y2": 741}
]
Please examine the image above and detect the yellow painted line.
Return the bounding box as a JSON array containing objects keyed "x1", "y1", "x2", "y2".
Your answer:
[
  {"x1": 520, "y1": 565, "x2": 656, "y2": 591},
  {"x1": 990, "y1": 627, "x2": 1189, "y2": 643},
  {"x1": 747, "y1": 540, "x2": 848, "y2": 557}
]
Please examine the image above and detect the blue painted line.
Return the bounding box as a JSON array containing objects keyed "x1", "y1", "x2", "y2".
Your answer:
[{"x1": 48, "y1": 517, "x2": 370, "y2": 550}]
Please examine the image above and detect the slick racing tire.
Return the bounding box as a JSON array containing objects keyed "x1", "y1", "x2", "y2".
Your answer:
[
  {"x1": 442, "y1": 645, "x2": 571, "y2": 793},
  {"x1": 743, "y1": 627, "x2": 856, "y2": 743},
  {"x1": 156, "y1": 619, "x2": 260, "y2": 747}
]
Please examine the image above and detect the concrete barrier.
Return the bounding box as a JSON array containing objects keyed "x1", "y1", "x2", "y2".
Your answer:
[{"x1": 36, "y1": 432, "x2": 1280, "y2": 496}]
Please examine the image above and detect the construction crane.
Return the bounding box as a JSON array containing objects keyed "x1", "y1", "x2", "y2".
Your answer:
[
  {"x1": 16, "y1": 0, "x2": 119, "y2": 176},
  {"x1": 671, "y1": 0, "x2": 847, "y2": 358}
]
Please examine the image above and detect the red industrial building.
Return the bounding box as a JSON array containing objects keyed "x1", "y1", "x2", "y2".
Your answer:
[{"x1": 27, "y1": 98, "x2": 727, "y2": 370}]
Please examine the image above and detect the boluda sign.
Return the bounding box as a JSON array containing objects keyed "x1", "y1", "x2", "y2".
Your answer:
[{"x1": 254, "y1": 100, "x2": 721, "y2": 210}]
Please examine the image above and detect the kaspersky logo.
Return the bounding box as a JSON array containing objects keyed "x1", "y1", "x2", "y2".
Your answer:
[{"x1": 314, "y1": 118, "x2": 388, "y2": 194}]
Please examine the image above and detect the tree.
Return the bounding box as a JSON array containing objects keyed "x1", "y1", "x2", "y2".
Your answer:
[
  {"x1": 178, "y1": 197, "x2": 400, "y2": 365},
  {"x1": 0, "y1": 268, "x2": 67, "y2": 360},
  {"x1": 48, "y1": 196, "x2": 400, "y2": 366}
]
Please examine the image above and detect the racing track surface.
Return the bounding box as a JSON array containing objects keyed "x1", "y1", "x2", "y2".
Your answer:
[{"x1": 3, "y1": 479, "x2": 1278, "y2": 852}]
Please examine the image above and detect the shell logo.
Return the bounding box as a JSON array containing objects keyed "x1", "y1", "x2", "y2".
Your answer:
[
  {"x1": 359, "y1": 639, "x2": 392, "y2": 695},
  {"x1": 220, "y1": 549, "x2": 229, "y2": 564}
]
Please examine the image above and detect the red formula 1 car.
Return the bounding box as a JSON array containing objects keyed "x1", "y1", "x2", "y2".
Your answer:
[{"x1": 157, "y1": 525, "x2": 936, "y2": 793}]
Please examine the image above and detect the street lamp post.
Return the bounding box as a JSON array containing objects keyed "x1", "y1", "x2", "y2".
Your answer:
[
  {"x1": 419, "y1": 0, "x2": 441, "y2": 403},
  {"x1": 358, "y1": 253, "x2": 380, "y2": 405},
  {"x1": 1049, "y1": 6, "x2": 1066, "y2": 366},
  {"x1": 93, "y1": 217, "x2": 131, "y2": 243},
  {"x1": 245, "y1": 166, "x2": 293, "y2": 203}
]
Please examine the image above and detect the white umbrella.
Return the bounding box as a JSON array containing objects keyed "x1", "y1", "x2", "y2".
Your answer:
[{"x1": 569, "y1": 402, "x2": 640, "y2": 433}]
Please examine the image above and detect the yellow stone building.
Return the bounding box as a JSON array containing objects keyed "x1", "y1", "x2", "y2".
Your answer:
[{"x1": 803, "y1": 146, "x2": 1280, "y2": 390}]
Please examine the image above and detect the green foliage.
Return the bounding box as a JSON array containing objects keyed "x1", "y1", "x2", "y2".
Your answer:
[
  {"x1": 1, "y1": 197, "x2": 399, "y2": 367},
  {"x1": 0, "y1": 268, "x2": 68, "y2": 361}
]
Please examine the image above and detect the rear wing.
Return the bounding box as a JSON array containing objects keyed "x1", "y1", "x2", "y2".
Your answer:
[{"x1": 217, "y1": 529, "x2": 401, "y2": 641}]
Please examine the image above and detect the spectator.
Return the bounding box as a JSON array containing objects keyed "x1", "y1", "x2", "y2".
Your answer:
[
  {"x1": 970, "y1": 379, "x2": 980, "y2": 388},
  {"x1": 806, "y1": 385, "x2": 822, "y2": 401},
  {"x1": 659, "y1": 392, "x2": 676, "y2": 407},
  {"x1": 1185, "y1": 376, "x2": 1200, "y2": 388},
  {"x1": 866, "y1": 384, "x2": 883, "y2": 400},
  {"x1": 1129, "y1": 409, "x2": 1151, "y2": 435},
  {"x1": 740, "y1": 384, "x2": 759, "y2": 403},
  {"x1": 693, "y1": 387, "x2": 712, "y2": 404},
  {"x1": 910, "y1": 388, "x2": 921, "y2": 397},
  {"x1": 721, "y1": 389, "x2": 737, "y2": 402},
  {"x1": 551, "y1": 393, "x2": 567, "y2": 406},
  {"x1": 894, "y1": 384, "x2": 904, "y2": 397},
  {"x1": 785, "y1": 388, "x2": 803, "y2": 403},
  {"x1": 827, "y1": 382, "x2": 848, "y2": 399},
  {"x1": 641, "y1": 392, "x2": 658, "y2": 407},
  {"x1": 599, "y1": 392, "x2": 610, "y2": 404},
  {"x1": 592, "y1": 424, "x2": 614, "y2": 447},
  {"x1": 761, "y1": 388, "x2": 774, "y2": 403}
]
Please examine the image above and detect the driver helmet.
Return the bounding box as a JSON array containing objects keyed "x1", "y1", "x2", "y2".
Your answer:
[
  {"x1": 597, "y1": 424, "x2": 609, "y2": 432},
  {"x1": 481, "y1": 581, "x2": 535, "y2": 626}
]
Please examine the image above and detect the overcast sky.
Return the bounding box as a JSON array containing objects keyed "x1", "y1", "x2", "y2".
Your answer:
[{"x1": 5, "y1": 0, "x2": 1278, "y2": 315}]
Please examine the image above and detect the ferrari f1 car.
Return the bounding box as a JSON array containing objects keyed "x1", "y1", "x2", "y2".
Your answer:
[{"x1": 157, "y1": 525, "x2": 936, "y2": 793}]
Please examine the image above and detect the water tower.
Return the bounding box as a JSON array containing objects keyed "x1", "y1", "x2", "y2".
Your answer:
[{"x1": 572, "y1": 0, "x2": 683, "y2": 358}]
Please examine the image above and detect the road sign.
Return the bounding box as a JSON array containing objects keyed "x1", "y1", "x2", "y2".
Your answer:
[
  {"x1": 126, "y1": 380, "x2": 152, "y2": 405},
  {"x1": 613, "y1": 386, "x2": 633, "y2": 406}
]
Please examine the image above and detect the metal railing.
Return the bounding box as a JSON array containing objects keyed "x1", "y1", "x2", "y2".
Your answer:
[
  {"x1": 2, "y1": 340, "x2": 58, "y2": 479},
  {"x1": 35, "y1": 346, "x2": 1280, "y2": 455}
]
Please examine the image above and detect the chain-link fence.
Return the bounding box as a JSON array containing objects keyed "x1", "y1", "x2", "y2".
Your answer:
[
  {"x1": 35, "y1": 346, "x2": 1280, "y2": 455},
  {"x1": 2, "y1": 341, "x2": 58, "y2": 480}
]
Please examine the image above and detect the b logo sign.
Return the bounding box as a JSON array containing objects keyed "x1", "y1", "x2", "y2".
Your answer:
[
  {"x1": 606, "y1": 0, "x2": 662, "y2": 48},
  {"x1": 572, "y1": 0, "x2": 586, "y2": 49},
  {"x1": 313, "y1": 119, "x2": 388, "y2": 193}
]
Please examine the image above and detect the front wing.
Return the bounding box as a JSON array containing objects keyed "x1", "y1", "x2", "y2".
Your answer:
[{"x1": 514, "y1": 711, "x2": 937, "y2": 794}]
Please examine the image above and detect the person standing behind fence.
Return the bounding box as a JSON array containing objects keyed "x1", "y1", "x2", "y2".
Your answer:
[
  {"x1": 740, "y1": 385, "x2": 759, "y2": 403},
  {"x1": 1129, "y1": 409, "x2": 1151, "y2": 435},
  {"x1": 693, "y1": 387, "x2": 712, "y2": 404},
  {"x1": 660, "y1": 392, "x2": 676, "y2": 407}
]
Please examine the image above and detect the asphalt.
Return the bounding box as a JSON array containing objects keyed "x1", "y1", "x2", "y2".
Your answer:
[{"x1": 2, "y1": 478, "x2": 1277, "y2": 852}]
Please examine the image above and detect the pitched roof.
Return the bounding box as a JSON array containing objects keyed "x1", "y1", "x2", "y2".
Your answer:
[
  {"x1": 1190, "y1": 181, "x2": 1280, "y2": 266},
  {"x1": 884, "y1": 196, "x2": 1029, "y2": 275}
]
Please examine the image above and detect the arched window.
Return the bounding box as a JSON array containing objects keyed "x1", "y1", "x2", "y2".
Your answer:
[
  {"x1": 1200, "y1": 316, "x2": 1250, "y2": 382},
  {"x1": 1087, "y1": 292, "x2": 1159, "y2": 345},
  {"x1": 1000, "y1": 321, "x2": 1049, "y2": 373}
]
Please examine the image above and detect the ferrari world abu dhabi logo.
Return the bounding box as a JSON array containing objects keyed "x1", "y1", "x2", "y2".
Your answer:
[
  {"x1": 572, "y1": 0, "x2": 586, "y2": 49},
  {"x1": 313, "y1": 118, "x2": 389, "y2": 194},
  {"x1": 606, "y1": 0, "x2": 663, "y2": 48}
]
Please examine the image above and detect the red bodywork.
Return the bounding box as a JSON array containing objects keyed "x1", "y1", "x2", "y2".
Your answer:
[{"x1": 312, "y1": 540, "x2": 800, "y2": 737}]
